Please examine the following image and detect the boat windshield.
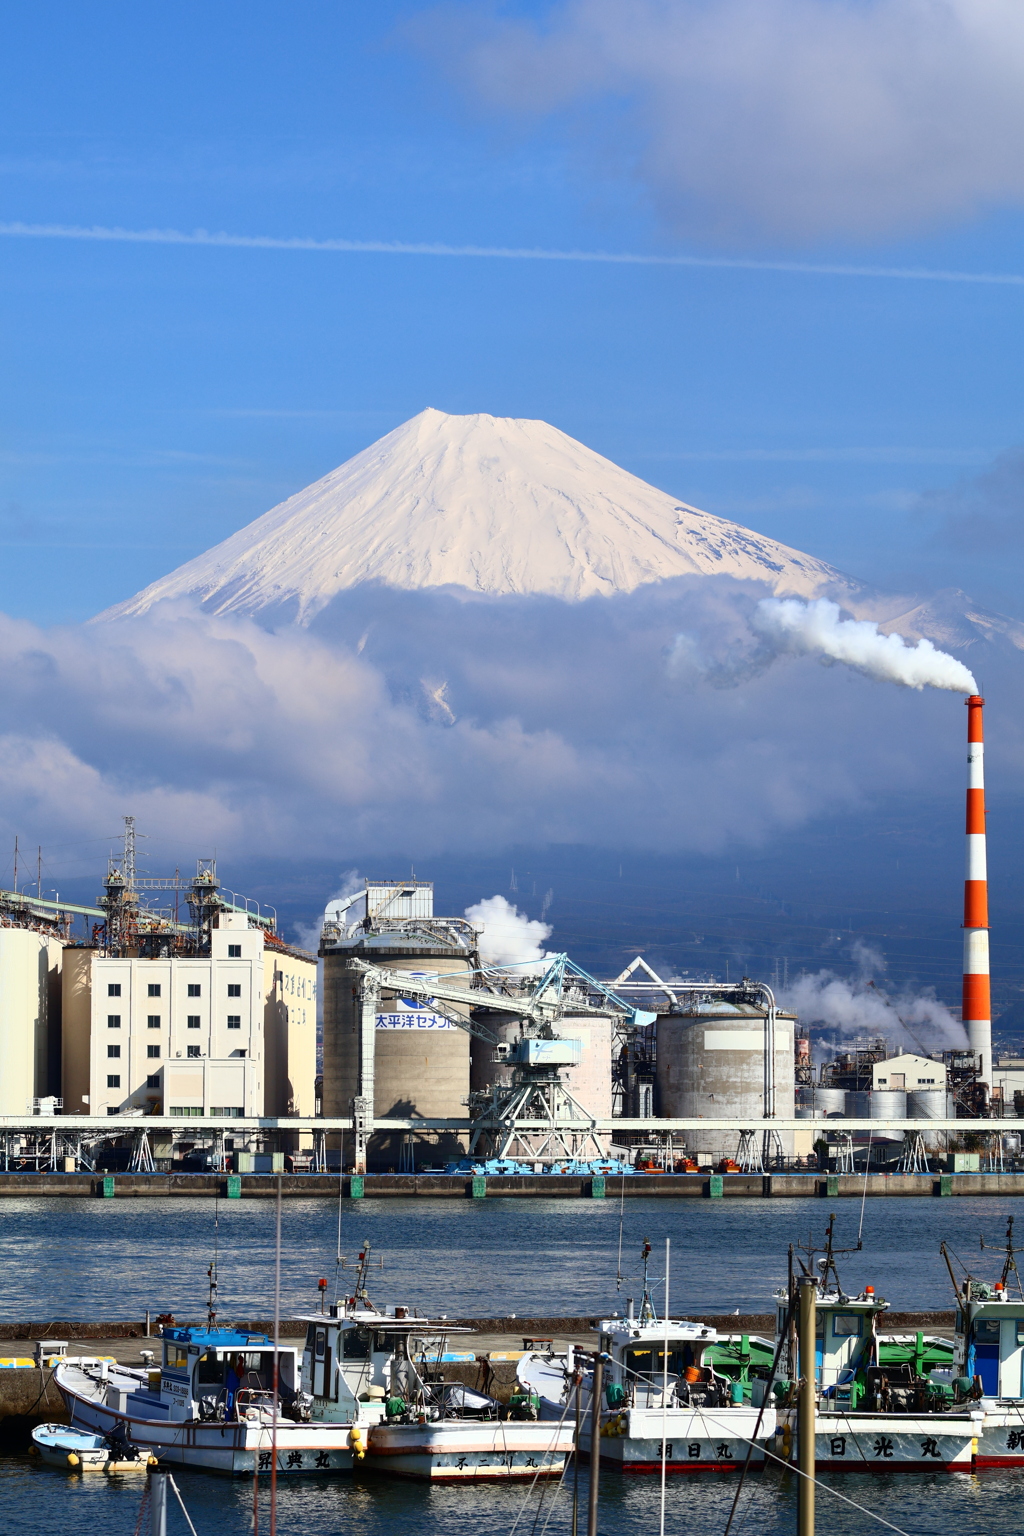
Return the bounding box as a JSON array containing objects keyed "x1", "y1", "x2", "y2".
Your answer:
[{"x1": 624, "y1": 1342, "x2": 702, "y2": 1380}]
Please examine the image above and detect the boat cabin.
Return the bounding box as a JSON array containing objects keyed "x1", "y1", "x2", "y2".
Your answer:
[
  {"x1": 298, "y1": 1308, "x2": 473, "y2": 1424},
  {"x1": 159, "y1": 1326, "x2": 299, "y2": 1422},
  {"x1": 773, "y1": 1289, "x2": 889, "y2": 1405},
  {"x1": 592, "y1": 1317, "x2": 728, "y2": 1404},
  {"x1": 954, "y1": 1289, "x2": 1024, "y2": 1399}
]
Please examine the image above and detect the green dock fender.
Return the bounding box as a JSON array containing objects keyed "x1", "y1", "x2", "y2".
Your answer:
[
  {"x1": 590, "y1": 1176, "x2": 606, "y2": 1199},
  {"x1": 707, "y1": 1174, "x2": 723, "y2": 1199},
  {"x1": 101, "y1": 1176, "x2": 115, "y2": 1198},
  {"x1": 826, "y1": 1175, "x2": 840, "y2": 1198},
  {"x1": 225, "y1": 1175, "x2": 242, "y2": 1199},
  {"x1": 937, "y1": 1174, "x2": 953, "y2": 1197},
  {"x1": 350, "y1": 1175, "x2": 365, "y2": 1200},
  {"x1": 471, "y1": 1175, "x2": 487, "y2": 1199}
]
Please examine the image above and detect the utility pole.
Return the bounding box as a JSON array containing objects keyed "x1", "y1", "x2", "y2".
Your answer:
[
  {"x1": 587, "y1": 1352, "x2": 604, "y2": 1536},
  {"x1": 798, "y1": 1276, "x2": 817, "y2": 1536}
]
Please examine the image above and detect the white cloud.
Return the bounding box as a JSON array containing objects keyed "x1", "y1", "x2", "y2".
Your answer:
[
  {"x1": 0, "y1": 580, "x2": 1018, "y2": 871},
  {"x1": 465, "y1": 894, "x2": 553, "y2": 968},
  {"x1": 423, "y1": 0, "x2": 1024, "y2": 242}
]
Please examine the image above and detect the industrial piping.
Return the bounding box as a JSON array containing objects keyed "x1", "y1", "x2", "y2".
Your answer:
[{"x1": 963, "y1": 694, "x2": 991, "y2": 1088}]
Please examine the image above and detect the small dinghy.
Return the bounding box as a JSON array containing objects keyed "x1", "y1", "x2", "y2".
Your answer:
[{"x1": 31, "y1": 1421, "x2": 153, "y2": 1473}]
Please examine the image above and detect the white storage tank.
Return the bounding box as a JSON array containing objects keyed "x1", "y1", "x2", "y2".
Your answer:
[
  {"x1": 845, "y1": 1089, "x2": 907, "y2": 1119},
  {"x1": 907, "y1": 1089, "x2": 954, "y2": 1120},
  {"x1": 655, "y1": 1001, "x2": 797, "y2": 1164},
  {"x1": 797, "y1": 1086, "x2": 847, "y2": 1118}
]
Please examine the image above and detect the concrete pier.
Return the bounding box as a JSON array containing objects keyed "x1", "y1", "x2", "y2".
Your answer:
[{"x1": 0, "y1": 1171, "x2": 1019, "y2": 1197}]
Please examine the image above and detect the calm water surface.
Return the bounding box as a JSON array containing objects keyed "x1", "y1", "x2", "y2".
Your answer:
[
  {"x1": 0, "y1": 1192, "x2": 1014, "y2": 1320},
  {"x1": 3, "y1": 1193, "x2": 1021, "y2": 1535},
  {"x1": 2, "y1": 1456, "x2": 1021, "y2": 1536}
]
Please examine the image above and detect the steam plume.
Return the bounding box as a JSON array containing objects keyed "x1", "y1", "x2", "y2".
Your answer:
[
  {"x1": 781, "y1": 945, "x2": 967, "y2": 1051},
  {"x1": 465, "y1": 894, "x2": 552, "y2": 969},
  {"x1": 752, "y1": 598, "x2": 977, "y2": 692}
]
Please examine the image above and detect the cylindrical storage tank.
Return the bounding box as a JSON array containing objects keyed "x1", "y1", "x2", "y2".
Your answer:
[
  {"x1": 906, "y1": 1089, "x2": 949, "y2": 1120},
  {"x1": 322, "y1": 937, "x2": 473, "y2": 1170},
  {"x1": 846, "y1": 1090, "x2": 906, "y2": 1119},
  {"x1": 655, "y1": 1003, "x2": 797, "y2": 1165},
  {"x1": 470, "y1": 1012, "x2": 614, "y2": 1154},
  {"x1": 797, "y1": 1086, "x2": 846, "y2": 1117}
]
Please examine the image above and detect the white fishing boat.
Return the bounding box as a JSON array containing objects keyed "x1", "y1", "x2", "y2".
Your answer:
[
  {"x1": 31, "y1": 1420, "x2": 153, "y2": 1473},
  {"x1": 944, "y1": 1215, "x2": 1024, "y2": 1468},
  {"x1": 767, "y1": 1220, "x2": 980, "y2": 1471},
  {"x1": 519, "y1": 1315, "x2": 774, "y2": 1473},
  {"x1": 55, "y1": 1324, "x2": 358, "y2": 1475},
  {"x1": 299, "y1": 1302, "x2": 574, "y2": 1481}
]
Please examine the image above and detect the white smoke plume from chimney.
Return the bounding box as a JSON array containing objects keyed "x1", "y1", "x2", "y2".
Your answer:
[
  {"x1": 780, "y1": 944, "x2": 967, "y2": 1051},
  {"x1": 752, "y1": 598, "x2": 978, "y2": 693},
  {"x1": 465, "y1": 894, "x2": 552, "y2": 969}
]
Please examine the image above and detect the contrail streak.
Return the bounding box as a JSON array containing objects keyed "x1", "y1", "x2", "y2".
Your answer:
[{"x1": 0, "y1": 219, "x2": 1022, "y2": 286}]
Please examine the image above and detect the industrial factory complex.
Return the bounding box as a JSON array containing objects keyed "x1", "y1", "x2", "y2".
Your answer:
[{"x1": 0, "y1": 695, "x2": 1021, "y2": 1188}]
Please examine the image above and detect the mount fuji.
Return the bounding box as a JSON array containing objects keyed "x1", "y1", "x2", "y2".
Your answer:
[{"x1": 101, "y1": 408, "x2": 850, "y2": 623}]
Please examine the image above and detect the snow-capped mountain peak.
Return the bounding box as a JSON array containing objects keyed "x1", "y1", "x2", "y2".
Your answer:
[{"x1": 99, "y1": 408, "x2": 845, "y2": 622}]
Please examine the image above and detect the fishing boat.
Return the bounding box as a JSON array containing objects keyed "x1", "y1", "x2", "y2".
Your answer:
[
  {"x1": 767, "y1": 1219, "x2": 980, "y2": 1471},
  {"x1": 942, "y1": 1215, "x2": 1024, "y2": 1467},
  {"x1": 31, "y1": 1420, "x2": 153, "y2": 1472},
  {"x1": 55, "y1": 1324, "x2": 357, "y2": 1475},
  {"x1": 299, "y1": 1298, "x2": 574, "y2": 1481},
  {"x1": 518, "y1": 1242, "x2": 776, "y2": 1472}
]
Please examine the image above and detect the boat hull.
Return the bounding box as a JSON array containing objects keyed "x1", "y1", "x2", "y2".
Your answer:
[
  {"x1": 366, "y1": 1420, "x2": 574, "y2": 1481},
  {"x1": 582, "y1": 1405, "x2": 773, "y2": 1473},
  {"x1": 57, "y1": 1370, "x2": 355, "y2": 1476},
  {"x1": 773, "y1": 1413, "x2": 980, "y2": 1471}
]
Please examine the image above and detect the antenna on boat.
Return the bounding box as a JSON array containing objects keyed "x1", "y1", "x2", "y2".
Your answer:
[
  {"x1": 794, "y1": 1214, "x2": 862, "y2": 1296},
  {"x1": 207, "y1": 1191, "x2": 219, "y2": 1327},
  {"x1": 339, "y1": 1240, "x2": 384, "y2": 1313},
  {"x1": 980, "y1": 1214, "x2": 1024, "y2": 1300},
  {"x1": 638, "y1": 1239, "x2": 656, "y2": 1324}
]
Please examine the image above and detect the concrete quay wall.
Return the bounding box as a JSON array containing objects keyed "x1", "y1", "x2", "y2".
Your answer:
[{"x1": 0, "y1": 1171, "x2": 1021, "y2": 1197}]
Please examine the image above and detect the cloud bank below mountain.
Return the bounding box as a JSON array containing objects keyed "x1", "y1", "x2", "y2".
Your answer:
[{"x1": 0, "y1": 578, "x2": 1018, "y2": 870}]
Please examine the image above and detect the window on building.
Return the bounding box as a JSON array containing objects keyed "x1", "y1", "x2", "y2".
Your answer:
[
  {"x1": 187, "y1": 983, "x2": 201, "y2": 997},
  {"x1": 170, "y1": 1106, "x2": 203, "y2": 1117},
  {"x1": 107, "y1": 1014, "x2": 121, "y2": 1028},
  {"x1": 187, "y1": 1015, "x2": 200, "y2": 1028},
  {"x1": 187, "y1": 1045, "x2": 201, "y2": 1058},
  {"x1": 228, "y1": 943, "x2": 242, "y2": 957},
  {"x1": 147, "y1": 1045, "x2": 160, "y2": 1059},
  {"x1": 107, "y1": 982, "x2": 121, "y2": 997},
  {"x1": 148, "y1": 1015, "x2": 160, "y2": 1028},
  {"x1": 146, "y1": 1074, "x2": 160, "y2": 1089},
  {"x1": 228, "y1": 983, "x2": 242, "y2": 997},
  {"x1": 148, "y1": 983, "x2": 161, "y2": 997},
  {"x1": 211, "y1": 1107, "x2": 243, "y2": 1118},
  {"x1": 107, "y1": 1044, "x2": 121, "y2": 1058},
  {"x1": 107, "y1": 1074, "x2": 120, "y2": 1088},
  {"x1": 227, "y1": 1015, "x2": 241, "y2": 1029}
]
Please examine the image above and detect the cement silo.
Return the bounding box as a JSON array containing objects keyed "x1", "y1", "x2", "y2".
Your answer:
[
  {"x1": 321, "y1": 882, "x2": 475, "y2": 1170},
  {"x1": 469, "y1": 1010, "x2": 614, "y2": 1150},
  {"x1": 655, "y1": 1001, "x2": 797, "y2": 1164}
]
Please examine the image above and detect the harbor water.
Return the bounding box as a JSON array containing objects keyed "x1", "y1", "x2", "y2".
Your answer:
[
  {"x1": 4, "y1": 1194, "x2": 1019, "y2": 1535},
  {"x1": 0, "y1": 1192, "x2": 1016, "y2": 1318},
  {"x1": 3, "y1": 1441, "x2": 1024, "y2": 1536}
]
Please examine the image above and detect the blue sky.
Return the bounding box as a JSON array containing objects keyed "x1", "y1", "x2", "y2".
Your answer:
[
  {"x1": 2, "y1": 0, "x2": 1023, "y2": 623},
  {"x1": 4, "y1": 0, "x2": 1024, "y2": 1014}
]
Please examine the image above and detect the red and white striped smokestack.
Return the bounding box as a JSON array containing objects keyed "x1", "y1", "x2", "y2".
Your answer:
[{"x1": 963, "y1": 694, "x2": 991, "y2": 1087}]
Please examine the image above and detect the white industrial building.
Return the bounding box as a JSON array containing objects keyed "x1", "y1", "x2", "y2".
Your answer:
[
  {"x1": 0, "y1": 927, "x2": 62, "y2": 1114},
  {"x1": 871, "y1": 1053, "x2": 946, "y2": 1091},
  {"x1": 62, "y1": 913, "x2": 317, "y2": 1118}
]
